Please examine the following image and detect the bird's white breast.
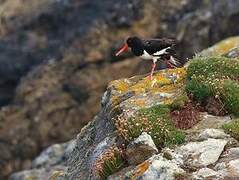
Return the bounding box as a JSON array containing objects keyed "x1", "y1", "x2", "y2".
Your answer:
[{"x1": 140, "y1": 50, "x2": 153, "y2": 60}]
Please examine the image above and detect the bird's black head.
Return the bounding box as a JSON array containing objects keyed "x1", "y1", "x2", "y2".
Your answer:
[
  {"x1": 126, "y1": 36, "x2": 144, "y2": 56},
  {"x1": 126, "y1": 36, "x2": 142, "y2": 47},
  {"x1": 115, "y1": 36, "x2": 143, "y2": 57}
]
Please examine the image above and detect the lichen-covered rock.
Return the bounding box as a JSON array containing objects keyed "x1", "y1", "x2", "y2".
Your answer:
[
  {"x1": 64, "y1": 68, "x2": 187, "y2": 179},
  {"x1": 128, "y1": 155, "x2": 185, "y2": 180},
  {"x1": 126, "y1": 132, "x2": 158, "y2": 165},
  {"x1": 225, "y1": 46, "x2": 239, "y2": 58},
  {"x1": 200, "y1": 36, "x2": 239, "y2": 56}
]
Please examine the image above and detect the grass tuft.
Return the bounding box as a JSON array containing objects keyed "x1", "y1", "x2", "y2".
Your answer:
[
  {"x1": 222, "y1": 120, "x2": 239, "y2": 140},
  {"x1": 94, "y1": 146, "x2": 126, "y2": 180},
  {"x1": 115, "y1": 105, "x2": 185, "y2": 149}
]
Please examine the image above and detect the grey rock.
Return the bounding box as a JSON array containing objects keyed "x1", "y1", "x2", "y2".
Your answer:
[
  {"x1": 126, "y1": 132, "x2": 158, "y2": 165},
  {"x1": 225, "y1": 46, "x2": 239, "y2": 58},
  {"x1": 217, "y1": 159, "x2": 239, "y2": 178},
  {"x1": 178, "y1": 138, "x2": 228, "y2": 167},
  {"x1": 192, "y1": 168, "x2": 221, "y2": 180},
  {"x1": 225, "y1": 147, "x2": 239, "y2": 158},
  {"x1": 32, "y1": 140, "x2": 76, "y2": 168},
  {"x1": 9, "y1": 140, "x2": 75, "y2": 180},
  {"x1": 198, "y1": 129, "x2": 229, "y2": 140},
  {"x1": 138, "y1": 155, "x2": 185, "y2": 180},
  {"x1": 10, "y1": 166, "x2": 66, "y2": 180}
]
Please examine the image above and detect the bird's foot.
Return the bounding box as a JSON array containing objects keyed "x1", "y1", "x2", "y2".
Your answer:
[{"x1": 148, "y1": 74, "x2": 153, "y2": 80}]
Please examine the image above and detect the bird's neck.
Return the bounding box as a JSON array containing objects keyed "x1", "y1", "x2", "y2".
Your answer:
[{"x1": 131, "y1": 47, "x2": 144, "y2": 56}]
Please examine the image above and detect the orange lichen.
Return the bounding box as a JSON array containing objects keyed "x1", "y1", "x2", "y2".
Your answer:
[
  {"x1": 129, "y1": 98, "x2": 147, "y2": 107},
  {"x1": 131, "y1": 161, "x2": 151, "y2": 179}
]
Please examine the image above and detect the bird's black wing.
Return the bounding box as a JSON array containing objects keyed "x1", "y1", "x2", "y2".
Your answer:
[{"x1": 142, "y1": 38, "x2": 177, "y2": 55}]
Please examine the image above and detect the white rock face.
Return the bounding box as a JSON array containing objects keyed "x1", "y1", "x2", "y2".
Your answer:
[
  {"x1": 126, "y1": 132, "x2": 158, "y2": 165},
  {"x1": 140, "y1": 155, "x2": 185, "y2": 180},
  {"x1": 178, "y1": 138, "x2": 228, "y2": 167},
  {"x1": 198, "y1": 129, "x2": 229, "y2": 140},
  {"x1": 217, "y1": 159, "x2": 239, "y2": 178},
  {"x1": 192, "y1": 168, "x2": 221, "y2": 180}
]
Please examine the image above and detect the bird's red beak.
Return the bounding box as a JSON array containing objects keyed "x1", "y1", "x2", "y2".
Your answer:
[{"x1": 115, "y1": 43, "x2": 128, "y2": 56}]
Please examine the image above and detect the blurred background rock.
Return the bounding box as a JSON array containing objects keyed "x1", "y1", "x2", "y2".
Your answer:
[{"x1": 0, "y1": 0, "x2": 239, "y2": 178}]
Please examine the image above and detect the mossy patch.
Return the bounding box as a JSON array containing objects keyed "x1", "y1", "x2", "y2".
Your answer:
[
  {"x1": 222, "y1": 120, "x2": 239, "y2": 140},
  {"x1": 186, "y1": 56, "x2": 239, "y2": 116},
  {"x1": 115, "y1": 105, "x2": 185, "y2": 149}
]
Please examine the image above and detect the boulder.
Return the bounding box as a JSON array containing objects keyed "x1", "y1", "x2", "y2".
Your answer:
[
  {"x1": 192, "y1": 168, "x2": 221, "y2": 180},
  {"x1": 177, "y1": 138, "x2": 228, "y2": 167},
  {"x1": 198, "y1": 129, "x2": 229, "y2": 140},
  {"x1": 132, "y1": 155, "x2": 185, "y2": 180},
  {"x1": 126, "y1": 132, "x2": 158, "y2": 165}
]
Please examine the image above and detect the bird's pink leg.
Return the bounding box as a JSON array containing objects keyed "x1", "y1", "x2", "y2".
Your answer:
[
  {"x1": 149, "y1": 61, "x2": 156, "y2": 80},
  {"x1": 166, "y1": 60, "x2": 172, "y2": 69}
]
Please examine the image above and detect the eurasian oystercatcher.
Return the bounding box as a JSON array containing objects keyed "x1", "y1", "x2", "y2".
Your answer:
[{"x1": 115, "y1": 36, "x2": 181, "y2": 80}]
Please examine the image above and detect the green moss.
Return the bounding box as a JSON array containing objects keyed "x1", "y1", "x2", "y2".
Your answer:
[
  {"x1": 186, "y1": 56, "x2": 239, "y2": 116},
  {"x1": 170, "y1": 93, "x2": 189, "y2": 110},
  {"x1": 222, "y1": 120, "x2": 239, "y2": 140},
  {"x1": 116, "y1": 105, "x2": 185, "y2": 149},
  {"x1": 222, "y1": 80, "x2": 239, "y2": 116}
]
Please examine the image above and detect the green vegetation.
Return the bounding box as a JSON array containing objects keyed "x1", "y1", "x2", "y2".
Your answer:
[
  {"x1": 170, "y1": 93, "x2": 189, "y2": 110},
  {"x1": 94, "y1": 146, "x2": 125, "y2": 180},
  {"x1": 115, "y1": 105, "x2": 185, "y2": 149},
  {"x1": 186, "y1": 56, "x2": 239, "y2": 116},
  {"x1": 222, "y1": 120, "x2": 239, "y2": 140}
]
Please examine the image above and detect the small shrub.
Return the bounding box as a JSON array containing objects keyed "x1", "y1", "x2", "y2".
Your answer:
[
  {"x1": 115, "y1": 105, "x2": 185, "y2": 149},
  {"x1": 171, "y1": 102, "x2": 201, "y2": 129},
  {"x1": 186, "y1": 56, "x2": 239, "y2": 116},
  {"x1": 222, "y1": 120, "x2": 239, "y2": 140},
  {"x1": 94, "y1": 146, "x2": 126, "y2": 180}
]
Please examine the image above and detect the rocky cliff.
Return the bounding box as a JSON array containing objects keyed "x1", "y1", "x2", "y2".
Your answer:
[
  {"x1": 1, "y1": 0, "x2": 239, "y2": 178},
  {"x1": 10, "y1": 38, "x2": 239, "y2": 180}
]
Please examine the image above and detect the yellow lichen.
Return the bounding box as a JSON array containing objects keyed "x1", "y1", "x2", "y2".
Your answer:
[
  {"x1": 110, "y1": 79, "x2": 130, "y2": 93},
  {"x1": 109, "y1": 67, "x2": 187, "y2": 108},
  {"x1": 49, "y1": 171, "x2": 65, "y2": 180},
  {"x1": 201, "y1": 36, "x2": 239, "y2": 56}
]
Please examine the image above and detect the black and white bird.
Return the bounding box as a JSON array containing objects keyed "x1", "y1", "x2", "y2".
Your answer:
[{"x1": 115, "y1": 36, "x2": 181, "y2": 80}]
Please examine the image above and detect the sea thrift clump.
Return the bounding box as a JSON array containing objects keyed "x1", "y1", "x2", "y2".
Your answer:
[
  {"x1": 186, "y1": 56, "x2": 239, "y2": 116},
  {"x1": 115, "y1": 105, "x2": 185, "y2": 148},
  {"x1": 93, "y1": 146, "x2": 125, "y2": 180}
]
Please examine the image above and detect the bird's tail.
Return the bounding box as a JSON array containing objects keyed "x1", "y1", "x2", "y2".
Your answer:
[{"x1": 169, "y1": 55, "x2": 182, "y2": 67}]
